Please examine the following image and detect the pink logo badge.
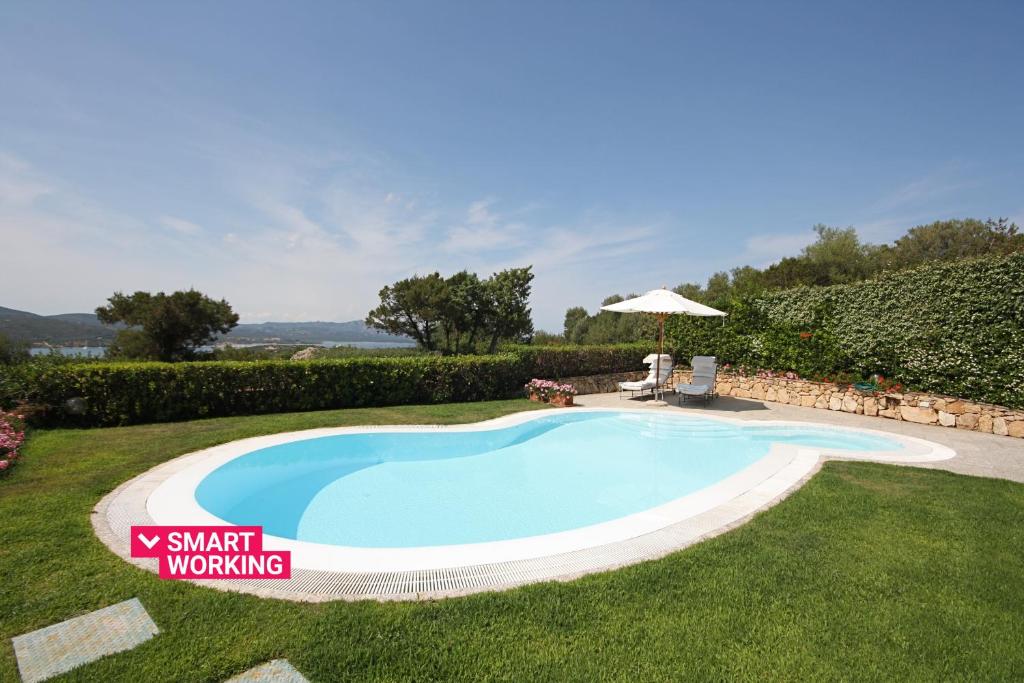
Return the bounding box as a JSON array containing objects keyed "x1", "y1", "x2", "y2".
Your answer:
[{"x1": 130, "y1": 525, "x2": 290, "y2": 580}]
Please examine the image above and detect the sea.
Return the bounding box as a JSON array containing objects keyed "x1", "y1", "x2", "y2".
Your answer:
[{"x1": 28, "y1": 340, "x2": 416, "y2": 358}]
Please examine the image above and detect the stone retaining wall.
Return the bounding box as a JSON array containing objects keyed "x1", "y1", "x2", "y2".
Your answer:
[
  {"x1": 671, "y1": 369, "x2": 1024, "y2": 439},
  {"x1": 560, "y1": 371, "x2": 646, "y2": 395}
]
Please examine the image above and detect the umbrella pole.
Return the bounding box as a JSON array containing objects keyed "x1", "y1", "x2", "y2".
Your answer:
[{"x1": 655, "y1": 313, "x2": 666, "y2": 401}]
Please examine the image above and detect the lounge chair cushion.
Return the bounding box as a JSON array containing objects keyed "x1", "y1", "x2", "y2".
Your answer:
[
  {"x1": 619, "y1": 380, "x2": 656, "y2": 391},
  {"x1": 675, "y1": 383, "x2": 710, "y2": 396}
]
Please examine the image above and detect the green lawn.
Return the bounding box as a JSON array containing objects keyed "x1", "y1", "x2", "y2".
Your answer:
[{"x1": 2, "y1": 400, "x2": 1023, "y2": 681}]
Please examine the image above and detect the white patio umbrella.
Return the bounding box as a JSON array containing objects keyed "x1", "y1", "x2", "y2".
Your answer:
[{"x1": 601, "y1": 288, "x2": 727, "y2": 402}]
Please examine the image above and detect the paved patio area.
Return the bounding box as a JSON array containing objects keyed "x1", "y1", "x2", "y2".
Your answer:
[{"x1": 577, "y1": 392, "x2": 1024, "y2": 482}]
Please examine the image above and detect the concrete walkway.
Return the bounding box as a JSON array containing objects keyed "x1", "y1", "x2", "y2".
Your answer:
[{"x1": 576, "y1": 392, "x2": 1024, "y2": 483}]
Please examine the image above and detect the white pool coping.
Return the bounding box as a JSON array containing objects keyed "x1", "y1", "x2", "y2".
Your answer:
[{"x1": 93, "y1": 407, "x2": 954, "y2": 601}]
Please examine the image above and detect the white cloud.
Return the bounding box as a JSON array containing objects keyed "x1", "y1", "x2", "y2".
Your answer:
[
  {"x1": 159, "y1": 215, "x2": 203, "y2": 235},
  {"x1": 466, "y1": 199, "x2": 495, "y2": 226},
  {"x1": 733, "y1": 231, "x2": 816, "y2": 268},
  {"x1": 443, "y1": 199, "x2": 525, "y2": 253},
  {"x1": 865, "y1": 162, "x2": 975, "y2": 224},
  {"x1": 1, "y1": 145, "x2": 669, "y2": 329},
  {"x1": 0, "y1": 153, "x2": 52, "y2": 205},
  {"x1": 840, "y1": 163, "x2": 983, "y2": 244}
]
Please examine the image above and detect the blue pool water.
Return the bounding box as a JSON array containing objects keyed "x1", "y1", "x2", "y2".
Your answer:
[{"x1": 195, "y1": 412, "x2": 901, "y2": 547}]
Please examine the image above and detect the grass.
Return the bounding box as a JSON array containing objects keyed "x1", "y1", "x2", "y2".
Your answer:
[{"x1": 2, "y1": 400, "x2": 1024, "y2": 681}]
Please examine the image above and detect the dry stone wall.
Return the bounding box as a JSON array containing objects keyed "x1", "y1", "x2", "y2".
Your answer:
[
  {"x1": 560, "y1": 371, "x2": 646, "y2": 395},
  {"x1": 671, "y1": 370, "x2": 1024, "y2": 439}
]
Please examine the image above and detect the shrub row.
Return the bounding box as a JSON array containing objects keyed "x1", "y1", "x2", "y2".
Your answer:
[
  {"x1": 665, "y1": 252, "x2": 1024, "y2": 408},
  {"x1": 509, "y1": 342, "x2": 650, "y2": 379},
  {"x1": 1, "y1": 345, "x2": 649, "y2": 427}
]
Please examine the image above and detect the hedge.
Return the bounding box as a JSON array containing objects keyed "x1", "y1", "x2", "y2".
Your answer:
[
  {"x1": 1, "y1": 344, "x2": 649, "y2": 427},
  {"x1": 508, "y1": 342, "x2": 650, "y2": 378},
  {"x1": 665, "y1": 252, "x2": 1024, "y2": 408}
]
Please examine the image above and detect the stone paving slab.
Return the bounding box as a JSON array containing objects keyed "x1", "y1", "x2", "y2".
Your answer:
[
  {"x1": 226, "y1": 659, "x2": 310, "y2": 682},
  {"x1": 11, "y1": 598, "x2": 159, "y2": 683}
]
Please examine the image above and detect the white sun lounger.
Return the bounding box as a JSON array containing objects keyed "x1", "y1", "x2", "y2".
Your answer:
[
  {"x1": 675, "y1": 356, "x2": 718, "y2": 405},
  {"x1": 619, "y1": 354, "x2": 673, "y2": 399}
]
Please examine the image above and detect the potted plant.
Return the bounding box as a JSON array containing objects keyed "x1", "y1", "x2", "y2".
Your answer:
[
  {"x1": 525, "y1": 378, "x2": 553, "y2": 402},
  {"x1": 549, "y1": 383, "x2": 577, "y2": 407},
  {"x1": 524, "y1": 379, "x2": 576, "y2": 406}
]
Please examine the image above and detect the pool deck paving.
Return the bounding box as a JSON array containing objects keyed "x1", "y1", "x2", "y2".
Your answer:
[
  {"x1": 576, "y1": 392, "x2": 1024, "y2": 483},
  {"x1": 11, "y1": 598, "x2": 158, "y2": 683}
]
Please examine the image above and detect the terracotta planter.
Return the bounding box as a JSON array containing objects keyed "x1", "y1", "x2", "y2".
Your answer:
[
  {"x1": 550, "y1": 394, "x2": 574, "y2": 407},
  {"x1": 528, "y1": 391, "x2": 544, "y2": 402}
]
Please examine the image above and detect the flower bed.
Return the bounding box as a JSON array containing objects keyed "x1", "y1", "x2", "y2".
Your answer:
[
  {"x1": 525, "y1": 379, "x2": 577, "y2": 407},
  {"x1": 0, "y1": 409, "x2": 26, "y2": 473}
]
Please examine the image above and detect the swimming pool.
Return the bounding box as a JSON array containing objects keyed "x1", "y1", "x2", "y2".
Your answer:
[
  {"x1": 125, "y1": 408, "x2": 953, "y2": 595},
  {"x1": 194, "y1": 411, "x2": 904, "y2": 548}
]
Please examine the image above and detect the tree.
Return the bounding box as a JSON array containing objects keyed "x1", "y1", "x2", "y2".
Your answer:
[
  {"x1": 877, "y1": 218, "x2": 1023, "y2": 270},
  {"x1": 703, "y1": 271, "x2": 734, "y2": 308},
  {"x1": 563, "y1": 217, "x2": 1022, "y2": 346},
  {"x1": 105, "y1": 328, "x2": 161, "y2": 360},
  {"x1": 761, "y1": 224, "x2": 878, "y2": 288},
  {"x1": 563, "y1": 307, "x2": 589, "y2": 340},
  {"x1": 443, "y1": 271, "x2": 492, "y2": 353},
  {"x1": 366, "y1": 266, "x2": 534, "y2": 354},
  {"x1": 673, "y1": 283, "x2": 704, "y2": 302},
  {"x1": 484, "y1": 267, "x2": 535, "y2": 352},
  {"x1": 728, "y1": 266, "x2": 769, "y2": 301},
  {"x1": 0, "y1": 333, "x2": 29, "y2": 365},
  {"x1": 96, "y1": 289, "x2": 239, "y2": 361},
  {"x1": 365, "y1": 273, "x2": 449, "y2": 351},
  {"x1": 562, "y1": 294, "x2": 659, "y2": 345},
  {"x1": 578, "y1": 296, "x2": 625, "y2": 345},
  {"x1": 532, "y1": 330, "x2": 566, "y2": 345},
  {"x1": 801, "y1": 224, "x2": 879, "y2": 285}
]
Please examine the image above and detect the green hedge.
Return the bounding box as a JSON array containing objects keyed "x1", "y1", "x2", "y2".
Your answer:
[
  {"x1": 665, "y1": 253, "x2": 1024, "y2": 408},
  {"x1": 2, "y1": 344, "x2": 649, "y2": 427},
  {"x1": 509, "y1": 342, "x2": 649, "y2": 379}
]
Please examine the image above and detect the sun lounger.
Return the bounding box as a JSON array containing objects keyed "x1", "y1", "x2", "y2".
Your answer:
[
  {"x1": 675, "y1": 356, "x2": 718, "y2": 405},
  {"x1": 619, "y1": 354, "x2": 673, "y2": 399}
]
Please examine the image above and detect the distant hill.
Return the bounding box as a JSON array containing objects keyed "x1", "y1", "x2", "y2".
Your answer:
[
  {"x1": 224, "y1": 321, "x2": 410, "y2": 345},
  {"x1": 0, "y1": 306, "x2": 410, "y2": 346},
  {"x1": 0, "y1": 306, "x2": 116, "y2": 345}
]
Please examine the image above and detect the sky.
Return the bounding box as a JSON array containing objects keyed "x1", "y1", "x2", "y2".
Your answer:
[{"x1": 2, "y1": 1, "x2": 1022, "y2": 331}]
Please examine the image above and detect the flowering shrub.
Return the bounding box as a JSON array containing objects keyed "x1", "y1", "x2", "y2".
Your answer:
[
  {"x1": 724, "y1": 365, "x2": 909, "y2": 395},
  {"x1": 754, "y1": 369, "x2": 800, "y2": 380},
  {"x1": 525, "y1": 378, "x2": 577, "y2": 400},
  {"x1": 720, "y1": 365, "x2": 802, "y2": 380},
  {"x1": 667, "y1": 253, "x2": 1024, "y2": 408},
  {"x1": 0, "y1": 409, "x2": 26, "y2": 474}
]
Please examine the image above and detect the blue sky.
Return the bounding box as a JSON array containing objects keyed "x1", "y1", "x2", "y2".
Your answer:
[{"x1": 2, "y1": 1, "x2": 1022, "y2": 330}]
